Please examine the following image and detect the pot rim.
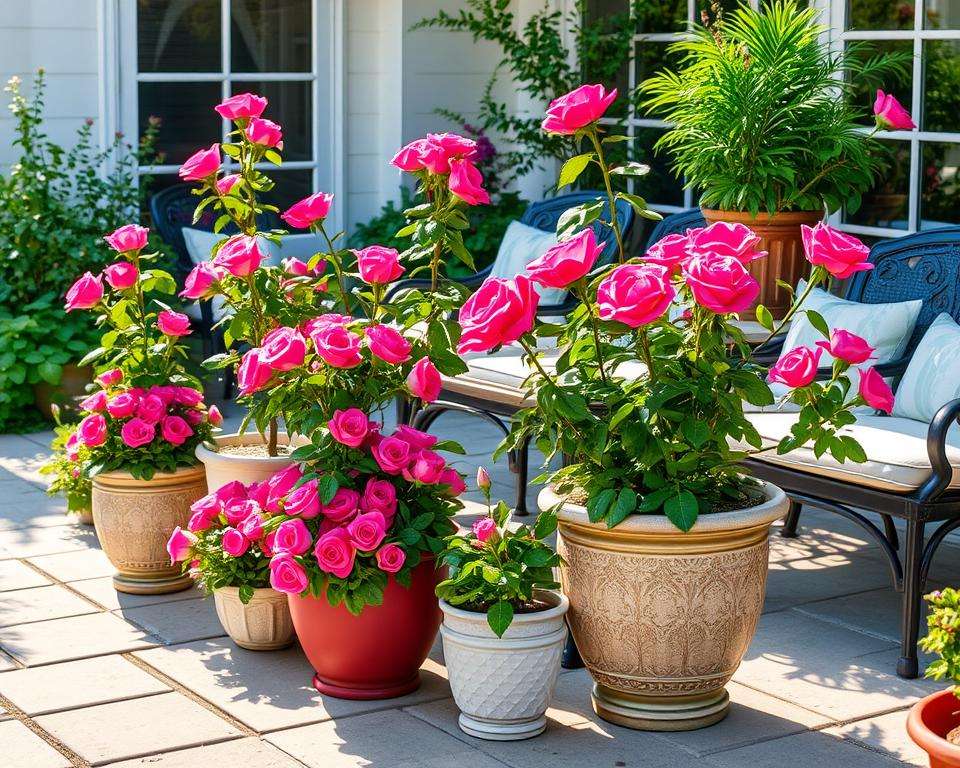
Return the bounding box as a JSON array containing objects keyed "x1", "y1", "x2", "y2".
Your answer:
[
  {"x1": 700, "y1": 206, "x2": 824, "y2": 224},
  {"x1": 439, "y1": 589, "x2": 569, "y2": 625},
  {"x1": 195, "y1": 431, "x2": 298, "y2": 465},
  {"x1": 215, "y1": 585, "x2": 286, "y2": 601},
  {"x1": 541, "y1": 481, "x2": 786, "y2": 535},
  {"x1": 93, "y1": 463, "x2": 205, "y2": 484},
  {"x1": 907, "y1": 689, "x2": 960, "y2": 759}
]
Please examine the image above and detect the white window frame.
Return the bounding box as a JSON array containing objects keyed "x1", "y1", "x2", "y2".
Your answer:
[{"x1": 101, "y1": 0, "x2": 344, "y2": 230}]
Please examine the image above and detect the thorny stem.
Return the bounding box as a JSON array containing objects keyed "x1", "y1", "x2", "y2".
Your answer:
[
  {"x1": 587, "y1": 128, "x2": 625, "y2": 265},
  {"x1": 575, "y1": 281, "x2": 608, "y2": 384},
  {"x1": 756, "y1": 267, "x2": 824, "y2": 350},
  {"x1": 316, "y1": 220, "x2": 350, "y2": 314}
]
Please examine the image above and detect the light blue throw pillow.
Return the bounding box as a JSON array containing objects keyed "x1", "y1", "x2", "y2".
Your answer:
[
  {"x1": 490, "y1": 220, "x2": 566, "y2": 305},
  {"x1": 893, "y1": 313, "x2": 960, "y2": 423}
]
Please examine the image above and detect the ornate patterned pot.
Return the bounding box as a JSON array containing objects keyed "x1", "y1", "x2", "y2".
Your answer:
[
  {"x1": 92, "y1": 465, "x2": 206, "y2": 595},
  {"x1": 908, "y1": 689, "x2": 960, "y2": 767},
  {"x1": 440, "y1": 590, "x2": 568, "y2": 741},
  {"x1": 541, "y1": 481, "x2": 787, "y2": 731},
  {"x1": 213, "y1": 586, "x2": 295, "y2": 651},
  {"x1": 195, "y1": 432, "x2": 298, "y2": 493}
]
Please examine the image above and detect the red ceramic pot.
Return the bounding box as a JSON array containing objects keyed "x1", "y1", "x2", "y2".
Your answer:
[
  {"x1": 908, "y1": 689, "x2": 960, "y2": 768},
  {"x1": 288, "y1": 559, "x2": 442, "y2": 700}
]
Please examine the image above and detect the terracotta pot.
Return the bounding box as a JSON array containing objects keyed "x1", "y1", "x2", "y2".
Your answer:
[
  {"x1": 541, "y1": 481, "x2": 787, "y2": 731},
  {"x1": 92, "y1": 465, "x2": 206, "y2": 595},
  {"x1": 288, "y1": 559, "x2": 443, "y2": 700},
  {"x1": 73, "y1": 508, "x2": 94, "y2": 526},
  {"x1": 33, "y1": 364, "x2": 91, "y2": 420},
  {"x1": 195, "y1": 432, "x2": 299, "y2": 493},
  {"x1": 441, "y1": 590, "x2": 569, "y2": 741},
  {"x1": 908, "y1": 689, "x2": 960, "y2": 767},
  {"x1": 701, "y1": 208, "x2": 822, "y2": 320},
  {"x1": 213, "y1": 586, "x2": 295, "y2": 651}
]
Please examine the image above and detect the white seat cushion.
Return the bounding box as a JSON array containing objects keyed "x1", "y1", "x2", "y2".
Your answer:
[{"x1": 739, "y1": 412, "x2": 960, "y2": 493}]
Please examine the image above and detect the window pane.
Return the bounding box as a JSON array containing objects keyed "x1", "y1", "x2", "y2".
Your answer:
[
  {"x1": 139, "y1": 82, "x2": 222, "y2": 164},
  {"x1": 138, "y1": 0, "x2": 221, "y2": 73},
  {"x1": 232, "y1": 81, "x2": 311, "y2": 161},
  {"x1": 847, "y1": 0, "x2": 916, "y2": 30},
  {"x1": 923, "y1": 40, "x2": 960, "y2": 131},
  {"x1": 633, "y1": 0, "x2": 686, "y2": 33},
  {"x1": 635, "y1": 41, "x2": 682, "y2": 86},
  {"x1": 232, "y1": 0, "x2": 311, "y2": 73},
  {"x1": 634, "y1": 127, "x2": 685, "y2": 208},
  {"x1": 843, "y1": 139, "x2": 910, "y2": 229},
  {"x1": 267, "y1": 169, "x2": 314, "y2": 210},
  {"x1": 921, "y1": 141, "x2": 960, "y2": 228},
  {"x1": 924, "y1": 0, "x2": 960, "y2": 28},
  {"x1": 847, "y1": 40, "x2": 913, "y2": 126}
]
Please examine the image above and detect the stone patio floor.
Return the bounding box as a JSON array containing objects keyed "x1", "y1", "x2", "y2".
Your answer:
[{"x1": 0, "y1": 411, "x2": 954, "y2": 767}]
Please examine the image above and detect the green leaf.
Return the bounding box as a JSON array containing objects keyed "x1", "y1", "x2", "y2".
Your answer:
[
  {"x1": 238, "y1": 584, "x2": 255, "y2": 604},
  {"x1": 486, "y1": 600, "x2": 514, "y2": 638},
  {"x1": 318, "y1": 475, "x2": 339, "y2": 505},
  {"x1": 682, "y1": 420, "x2": 710, "y2": 449},
  {"x1": 36, "y1": 361, "x2": 62, "y2": 385},
  {"x1": 586, "y1": 488, "x2": 616, "y2": 523},
  {"x1": 609, "y1": 162, "x2": 651, "y2": 178},
  {"x1": 606, "y1": 488, "x2": 637, "y2": 528},
  {"x1": 664, "y1": 490, "x2": 698, "y2": 532},
  {"x1": 522, "y1": 547, "x2": 556, "y2": 567},
  {"x1": 533, "y1": 508, "x2": 557, "y2": 539},
  {"x1": 557, "y1": 153, "x2": 594, "y2": 189},
  {"x1": 755, "y1": 304, "x2": 774, "y2": 331},
  {"x1": 840, "y1": 435, "x2": 867, "y2": 463},
  {"x1": 556, "y1": 200, "x2": 603, "y2": 240},
  {"x1": 805, "y1": 309, "x2": 830, "y2": 340}
]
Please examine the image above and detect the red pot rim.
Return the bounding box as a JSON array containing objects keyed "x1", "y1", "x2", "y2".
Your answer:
[{"x1": 908, "y1": 689, "x2": 960, "y2": 761}]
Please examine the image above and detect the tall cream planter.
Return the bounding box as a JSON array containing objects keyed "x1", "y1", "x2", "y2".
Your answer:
[
  {"x1": 92, "y1": 465, "x2": 206, "y2": 595},
  {"x1": 541, "y1": 482, "x2": 787, "y2": 731},
  {"x1": 195, "y1": 432, "x2": 298, "y2": 492},
  {"x1": 213, "y1": 587, "x2": 295, "y2": 651}
]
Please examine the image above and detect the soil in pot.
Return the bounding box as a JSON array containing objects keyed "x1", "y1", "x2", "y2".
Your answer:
[{"x1": 195, "y1": 432, "x2": 299, "y2": 491}]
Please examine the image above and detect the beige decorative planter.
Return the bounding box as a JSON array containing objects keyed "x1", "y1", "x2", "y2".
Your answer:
[
  {"x1": 195, "y1": 432, "x2": 298, "y2": 493},
  {"x1": 541, "y1": 481, "x2": 787, "y2": 732},
  {"x1": 73, "y1": 507, "x2": 94, "y2": 526},
  {"x1": 213, "y1": 587, "x2": 295, "y2": 651},
  {"x1": 92, "y1": 465, "x2": 206, "y2": 595}
]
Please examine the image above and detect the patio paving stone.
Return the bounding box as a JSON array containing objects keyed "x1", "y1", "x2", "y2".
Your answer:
[
  {"x1": 0, "y1": 611, "x2": 155, "y2": 666},
  {"x1": 0, "y1": 436, "x2": 53, "y2": 486},
  {"x1": 0, "y1": 655, "x2": 170, "y2": 715},
  {"x1": 117, "y1": 597, "x2": 227, "y2": 645},
  {"x1": 102, "y1": 737, "x2": 307, "y2": 768},
  {"x1": 0, "y1": 491, "x2": 70, "y2": 530},
  {"x1": 28, "y1": 548, "x2": 114, "y2": 582},
  {"x1": 0, "y1": 648, "x2": 17, "y2": 670},
  {"x1": 0, "y1": 719, "x2": 71, "y2": 768},
  {"x1": 826, "y1": 709, "x2": 927, "y2": 766},
  {"x1": 33, "y1": 691, "x2": 242, "y2": 766},
  {"x1": 0, "y1": 583, "x2": 97, "y2": 627},
  {"x1": 72, "y1": 577, "x2": 204, "y2": 611},
  {"x1": 704, "y1": 729, "x2": 906, "y2": 767},
  {"x1": 135, "y1": 638, "x2": 451, "y2": 733},
  {"x1": 0, "y1": 560, "x2": 50, "y2": 592},
  {"x1": 0, "y1": 523, "x2": 99, "y2": 560}
]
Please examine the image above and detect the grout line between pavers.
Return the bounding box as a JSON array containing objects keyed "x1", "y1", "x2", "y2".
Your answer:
[
  {"x1": 400, "y1": 705, "x2": 517, "y2": 768},
  {"x1": 0, "y1": 690, "x2": 90, "y2": 768},
  {"x1": 791, "y1": 603, "x2": 904, "y2": 647}
]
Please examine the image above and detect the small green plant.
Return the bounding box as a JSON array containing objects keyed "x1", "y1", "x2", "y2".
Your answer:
[
  {"x1": 920, "y1": 587, "x2": 960, "y2": 696},
  {"x1": 39, "y1": 411, "x2": 92, "y2": 516},
  {"x1": 435, "y1": 468, "x2": 562, "y2": 637}
]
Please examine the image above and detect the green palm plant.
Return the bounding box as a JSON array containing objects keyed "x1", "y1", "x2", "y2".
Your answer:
[{"x1": 640, "y1": 0, "x2": 909, "y2": 216}]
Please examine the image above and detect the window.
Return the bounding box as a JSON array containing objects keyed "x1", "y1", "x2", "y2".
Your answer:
[{"x1": 118, "y1": 0, "x2": 337, "y2": 215}]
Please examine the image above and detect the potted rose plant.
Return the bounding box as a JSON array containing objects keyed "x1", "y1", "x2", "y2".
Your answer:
[
  {"x1": 908, "y1": 588, "x2": 960, "y2": 767},
  {"x1": 65, "y1": 225, "x2": 220, "y2": 594},
  {"x1": 640, "y1": 0, "x2": 911, "y2": 316},
  {"x1": 465, "y1": 83, "x2": 895, "y2": 731},
  {"x1": 39, "y1": 410, "x2": 93, "y2": 525},
  {"x1": 435, "y1": 467, "x2": 567, "y2": 741}
]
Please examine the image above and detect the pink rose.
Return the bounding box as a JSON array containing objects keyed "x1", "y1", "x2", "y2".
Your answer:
[
  {"x1": 136, "y1": 394, "x2": 165, "y2": 423},
  {"x1": 65, "y1": 272, "x2": 104, "y2": 312},
  {"x1": 97, "y1": 369, "x2": 122, "y2": 387},
  {"x1": 366, "y1": 325, "x2": 412, "y2": 364},
  {"x1": 541, "y1": 84, "x2": 617, "y2": 135},
  {"x1": 360, "y1": 478, "x2": 397, "y2": 521},
  {"x1": 376, "y1": 543, "x2": 406, "y2": 573},
  {"x1": 355, "y1": 245, "x2": 404, "y2": 284},
  {"x1": 215, "y1": 92, "x2": 267, "y2": 120},
  {"x1": 284, "y1": 479, "x2": 321, "y2": 519},
  {"x1": 183, "y1": 409, "x2": 203, "y2": 426},
  {"x1": 527, "y1": 228, "x2": 603, "y2": 288},
  {"x1": 406, "y1": 357, "x2": 441, "y2": 403},
  {"x1": 321, "y1": 487, "x2": 361, "y2": 523},
  {"x1": 346, "y1": 511, "x2": 387, "y2": 552},
  {"x1": 816, "y1": 329, "x2": 874, "y2": 365},
  {"x1": 391, "y1": 138, "x2": 429, "y2": 171},
  {"x1": 260, "y1": 326, "x2": 307, "y2": 371},
  {"x1": 213, "y1": 235, "x2": 264, "y2": 277},
  {"x1": 65, "y1": 432, "x2": 81, "y2": 461},
  {"x1": 80, "y1": 390, "x2": 107, "y2": 413},
  {"x1": 801, "y1": 223, "x2": 872, "y2": 280},
  {"x1": 187, "y1": 510, "x2": 212, "y2": 533},
  {"x1": 874, "y1": 89, "x2": 915, "y2": 131},
  {"x1": 439, "y1": 468, "x2": 466, "y2": 496},
  {"x1": 179, "y1": 143, "x2": 221, "y2": 181},
  {"x1": 104, "y1": 224, "x2": 149, "y2": 254},
  {"x1": 302, "y1": 313, "x2": 351, "y2": 336},
  {"x1": 416, "y1": 133, "x2": 479, "y2": 174},
  {"x1": 191, "y1": 492, "x2": 222, "y2": 518},
  {"x1": 689, "y1": 222, "x2": 766, "y2": 264},
  {"x1": 103, "y1": 261, "x2": 138, "y2": 290},
  {"x1": 239, "y1": 511, "x2": 265, "y2": 540},
  {"x1": 281, "y1": 191, "x2": 334, "y2": 229},
  {"x1": 314, "y1": 527, "x2": 357, "y2": 579},
  {"x1": 392, "y1": 425, "x2": 437, "y2": 450},
  {"x1": 767, "y1": 346, "x2": 822, "y2": 388},
  {"x1": 245, "y1": 117, "x2": 283, "y2": 148},
  {"x1": 107, "y1": 391, "x2": 140, "y2": 419},
  {"x1": 161, "y1": 415, "x2": 194, "y2": 446},
  {"x1": 597, "y1": 263, "x2": 675, "y2": 328},
  {"x1": 372, "y1": 436, "x2": 412, "y2": 475},
  {"x1": 457, "y1": 275, "x2": 539, "y2": 354},
  {"x1": 272, "y1": 518, "x2": 313, "y2": 555},
  {"x1": 312, "y1": 324, "x2": 363, "y2": 368},
  {"x1": 121, "y1": 418, "x2": 156, "y2": 448},
  {"x1": 267, "y1": 464, "x2": 303, "y2": 497},
  {"x1": 328, "y1": 408, "x2": 371, "y2": 448},
  {"x1": 404, "y1": 449, "x2": 446, "y2": 485},
  {"x1": 448, "y1": 158, "x2": 490, "y2": 206},
  {"x1": 166, "y1": 526, "x2": 197, "y2": 563},
  {"x1": 237, "y1": 348, "x2": 272, "y2": 395},
  {"x1": 215, "y1": 480, "x2": 248, "y2": 504},
  {"x1": 208, "y1": 405, "x2": 223, "y2": 426},
  {"x1": 215, "y1": 173, "x2": 241, "y2": 196},
  {"x1": 77, "y1": 413, "x2": 107, "y2": 447},
  {"x1": 683, "y1": 253, "x2": 760, "y2": 314},
  {"x1": 174, "y1": 387, "x2": 203, "y2": 407},
  {"x1": 224, "y1": 498, "x2": 258, "y2": 526},
  {"x1": 472, "y1": 517, "x2": 496, "y2": 542},
  {"x1": 179, "y1": 262, "x2": 222, "y2": 299},
  {"x1": 269, "y1": 552, "x2": 309, "y2": 595},
  {"x1": 221, "y1": 527, "x2": 250, "y2": 557},
  {"x1": 643, "y1": 232, "x2": 693, "y2": 274},
  {"x1": 157, "y1": 310, "x2": 191, "y2": 337},
  {"x1": 859, "y1": 367, "x2": 895, "y2": 414},
  {"x1": 282, "y1": 257, "x2": 309, "y2": 276}
]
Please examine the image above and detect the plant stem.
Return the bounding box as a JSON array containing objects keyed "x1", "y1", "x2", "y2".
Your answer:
[
  {"x1": 317, "y1": 221, "x2": 350, "y2": 314},
  {"x1": 575, "y1": 281, "x2": 608, "y2": 384},
  {"x1": 587, "y1": 128, "x2": 625, "y2": 264},
  {"x1": 756, "y1": 267, "x2": 823, "y2": 349}
]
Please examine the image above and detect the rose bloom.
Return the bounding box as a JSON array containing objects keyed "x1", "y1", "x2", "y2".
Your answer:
[
  {"x1": 121, "y1": 418, "x2": 156, "y2": 449},
  {"x1": 215, "y1": 92, "x2": 267, "y2": 120},
  {"x1": 365, "y1": 324, "x2": 412, "y2": 364},
  {"x1": 314, "y1": 527, "x2": 357, "y2": 579},
  {"x1": 213, "y1": 234, "x2": 263, "y2": 277},
  {"x1": 237, "y1": 348, "x2": 272, "y2": 395},
  {"x1": 224, "y1": 498, "x2": 258, "y2": 527},
  {"x1": 393, "y1": 425, "x2": 437, "y2": 450},
  {"x1": 104, "y1": 224, "x2": 149, "y2": 253},
  {"x1": 439, "y1": 468, "x2": 466, "y2": 496},
  {"x1": 302, "y1": 313, "x2": 351, "y2": 337},
  {"x1": 767, "y1": 346, "x2": 822, "y2": 389},
  {"x1": 65, "y1": 272, "x2": 104, "y2": 312},
  {"x1": 187, "y1": 510, "x2": 212, "y2": 533},
  {"x1": 215, "y1": 173, "x2": 241, "y2": 196},
  {"x1": 179, "y1": 143, "x2": 221, "y2": 181},
  {"x1": 643, "y1": 232, "x2": 693, "y2": 274},
  {"x1": 174, "y1": 387, "x2": 203, "y2": 407},
  {"x1": 683, "y1": 253, "x2": 760, "y2": 314},
  {"x1": 161, "y1": 415, "x2": 194, "y2": 446},
  {"x1": 80, "y1": 390, "x2": 107, "y2": 413},
  {"x1": 267, "y1": 464, "x2": 304, "y2": 499},
  {"x1": 77, "y1": 413, "x2": 107, "y2": 447},
  {"x1": 103, "y1": 261, "x2": 138, "y2": 290},
  {"x1": 355, "y1": 245, "x2": 404, "y2": 284},
  {"x1": 245, "y1": 117, "x2": 283, "y2": 148},
  {"x1": 260, "y1": 326, "x2": 307, "y2": 371},
  {"x1": 221, "y1": 527, "x2": 250, "y2": 557},
  {"x1": 312, "y1": 324, "x2": 363, "y2": 368},
  {"x1": 406, "y1": 357, "x2": 441, "y2": 402},
  {"x1": 801, "y1": 223, "x2": 872, "y2": 280},
  {"x1": 166, "y1": 526, "x2": 197, "y2": 563},
  {"x1": 208, "y1": 404, "x2": 223, "y2": 426},
  {"x1": 239, "y1": 511, "x2": 265, "y2": 540},
  {"x1": 597, "y1": 263, "x2": 675, "y2": 328},
  {"x1": 472, "y1": 517, "x2": 497, "y2": 542},
  {"x1": 457, "y1": 275, "x2": 539, "y2": 354},
  {"x1": 541, "y1": 83, "x2": 618, "y2": 135},
  {"x1": 321, "y1": 487, "x2": 361, "y2": 523},
  {"x1": 281, "y1": 191, "x2": 334, "y2": 229},
  {"x1": 404, "y1": 449, "x2": 446, "y2": 485},
  {"x1": 284, "y1": 479, "x2": 321, "y2": 519},
  {"x1": 157, "y1": 310, "x2": 191, "y2": 337},
  {"x1": 180, "y1": 262, "x2": 222, "y2": 299},
  {"x1": 859, "y1": 367, "x2": 896, "y2": 414},
  {"x1": 361, "y1": 478, "x2": 397, "y2": 520},
  {"x1": 107, "y1": 391, "x2": 140, "y2": 419},
  {"x1": 527, "y1": 228, "x2": 603, "y2": 289},
  {"x1": 346, "y1": 511, "x2": 387, "y2": 552},
  {"x1": 328, "y1": 408, "x2": 371, "y2": 448},
  {"x1": 269, "y1": 552, "x2": 309, "y2": 595},
  {"x1": 448, "y1": 158, "x2": 490, "y2": 206},
  {"x1": 689, "y1": 222, "x2": 766, "y2": 264},
  {"x1": 376, "y1": 543, "x2": 406, "y2": 574},
  {"x1": 372, "y1": 436, "x2": 413, "y2": 475},
  {"x1": 191, "y1": 492, "x2": 223, "y2": 519},
  {"x1": 874, "y1": 89, "x2": 915, "y2": 131},
  {"x1": 391, "y1": 138, "x2": 430, "y2": 171},
  {"x1": 816, "y1": 329, "x2": 875, "y2": 365},
  {"x1": 272, "y1": 518, "x2": 313, "y2": 556},
  {"x1": 97, "y1": 368, "x2": 122, "y2": 387},
  {"x1": 418, "y1": 133, "x2": 479, "y2": 174},
  {"x1": 136, "y1": 393, "x2": 165, "y2": 423}
]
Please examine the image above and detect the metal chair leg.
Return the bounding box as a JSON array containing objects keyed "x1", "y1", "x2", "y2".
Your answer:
[
  {"x1": 780, "y1": 499, "x2": 802, "y2": 538},
  {"x1": 898, "y1": 518, "x2": 926, "y2": 679},
  {"x1": 882, "y1": 514, "x2": 900, "y2": 551},
  {"x1": 561, "y1": 621, "x2": 584, "y2": 669},
  {"x1": 513, "y1": 434, "x2": 531, "y2": 517}
]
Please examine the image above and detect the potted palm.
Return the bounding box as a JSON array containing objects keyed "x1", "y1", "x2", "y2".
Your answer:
[
  {"x1": 640, "y1": 0, "x2": 911, "y2": 317},
  {"x1": 481, "y1": 84, "x2": 893, "y2": 731},
  {"x1": 436, "y1": 468, "x2": 567, "y2": 741}
]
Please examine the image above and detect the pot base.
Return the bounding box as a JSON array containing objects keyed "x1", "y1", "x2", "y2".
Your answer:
[
  {"x1": 113, "y1": 571, "x2": 193, "y2": 596},
  {"x1": 458, "y1": 712, "x2": 547, "y2": 741},
  {"x1": 592, "y1": 683, "x2": 730, "y2": 731},
  {"x1": 312, "y1": 672, "x2": 421, "y2": 701},
  {"x1": 235, "y1": 637, "x2": 294, "y2": 652}
]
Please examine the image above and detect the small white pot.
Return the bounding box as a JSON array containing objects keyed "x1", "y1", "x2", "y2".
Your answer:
[
  {"x1": 440, "y1": 590, "x2": 569, "y2": 741},
  {"x1": 213, "y1": 586, "x2": 295, "y2": 651},
  {"x1": 195, "y1": 432, "x2": 299, "y2": 493}
]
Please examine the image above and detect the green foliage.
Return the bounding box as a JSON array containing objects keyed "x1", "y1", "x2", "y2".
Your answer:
[
  {"x1": 920, "y1": 587, "x2": 960, "y2": 697},
  {"x1": 641, "y1": 1, "x2": 910, "y2": 215},
  {"x1": 39, "y1": 417, "x2": 92, "y2": 514},
  {"x1": 189, "y1": 526, "x2": 273, "y2": 599}
]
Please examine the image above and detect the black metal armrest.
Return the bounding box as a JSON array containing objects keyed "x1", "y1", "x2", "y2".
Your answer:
[
  {"x1": 874, "y1": 356, "x2": 911, "y2": 379},
  {"x1": 919, "y1": 398, "x2": 960, "y2": 500}
]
